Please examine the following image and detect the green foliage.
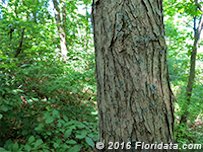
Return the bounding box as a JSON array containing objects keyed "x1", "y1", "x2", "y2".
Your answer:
[
  {"x1": 0, "y1": 57, "x2": 98, "y2": 151},
  {"x1": 164, "y1": 0, "x2": 203, "y2": 145},
  {"x1": 0, "y1": 0, "x2": 97, "y2": 151},
  {"x1": 175, "y1": 124, "x2": 194, "y2": 144},
  {"x1": 175, "y1": 123, "x2": 203, "y2": 146}
]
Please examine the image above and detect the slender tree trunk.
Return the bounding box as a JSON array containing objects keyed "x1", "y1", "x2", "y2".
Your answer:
[
  {"x1": 180, "y1": 11, "x2": 203, "y2": 123},
  {"x1": 53, "y1": 0, "x2": 68, "y2": 61},
  {"x1": 15, "y1": 28, "x2": 25, "y2": 57},
  {"x1": 92, "y1": 0, "x2": 174, "y2": 151}
]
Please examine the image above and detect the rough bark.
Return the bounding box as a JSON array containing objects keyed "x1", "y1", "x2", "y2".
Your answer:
[
  {"x1": 92, "y1": 0, "x2": 174, "y2": 151},
  {"x1": 53, "y1": 0, "x2": 68, "y2": 61}
]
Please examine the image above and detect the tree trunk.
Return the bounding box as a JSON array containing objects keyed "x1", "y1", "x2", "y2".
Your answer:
[
  {"x1": 180, "y1": 11, "x2": 203, "y2": 123},
  {"x1": 53, "y1": 0, "x2": 68, "y2": 61},
  {"x1": 15, "y1": 28, "x2": 25, "y2": 57},
  {"x1": 92, "y1": 0, "x2": 174, "y2": 151}
]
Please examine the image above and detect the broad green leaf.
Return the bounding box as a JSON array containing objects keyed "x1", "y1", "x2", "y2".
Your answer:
[
  {"x1": 68, "y1": 145, "x2": 82, "y2": 152},
  {"x1": 28, "y1": 136, "x2": 35, "y2": 143},
  {"x1": 76, "y1": 130, "x2": 87, "y2": 139},
  {"x1": 85, "y1": 137, "x2": 94, "y2": 148},
  {"x1": 52, "y1": 109, "x2": 60, "y2": 118},
  {"x1": 64, "y1": 129, "x2": 73, "y2": 138},
  {"x1": 66, "y1": 140, "x2": 77, "y2": 145},
  {"x1": 53, "y1": 142, "x2": 59, "y2": 148},
  {"x1": 45, "y1": 116, "x2": 54, "y2": 124},
  {"x1": 34, "y1": 139, "x2": 43, "y2": 148},
  {"x1": 24, "y1": 144, "x2": 31, "y2": 151},
  {"x1": 12, "y1": 143, "x2": 19, "y2": 151},
  {"x1": 0, "y1": 105, "x2": 8, "y2": 112}
]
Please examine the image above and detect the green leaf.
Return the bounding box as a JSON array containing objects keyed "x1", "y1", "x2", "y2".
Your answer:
[
  {"x1": 75, "y1": 122, "x2": 86, "y2": 129},
  {"x1": 52, "y1": 109, "x2": 60, "y2": 118},
  {"x1": 45, "y1": 116, "x2": 54, "y2": 124},
  {"x1": 76, "y1": 130, "x2": 87, "y2": 139},
  {"x1": 28, "y1": 136, "x2": 35, "y2": 143},
  {"x1": 12, "y1": 143, "x2": 19, "y2": 151},
  {"x1": 35, "y1": 123, "x2": 44, "y2": 132},
  {"x1": 0, "y1": 105, "x2": 8, "y2": 112},
  {"x1": 68, "y1": 145, "x2": 82, "y2": 152},
  {"x1": 34, "y1": 139, "x2": 43, "y2": 148},
  {"x1": 85, "y1": 137, "x2": 94, "y2": 148},
  {"x1": 64, "y1": 129, "x2": 73, "y2": 138},
  {"x1": 53, "y1": 142, "x2": 59, "y2": 148},
  {"x1": 66, "y1": 140, "x2": 77, "y2": 145},
  {"x1": 24, "y1": 144, "x2": 31, "y2": 151}
]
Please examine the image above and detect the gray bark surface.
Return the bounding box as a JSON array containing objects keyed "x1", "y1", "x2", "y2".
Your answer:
[{"x1": 92, "y1": 0, "x2": 174, "y2": 151}]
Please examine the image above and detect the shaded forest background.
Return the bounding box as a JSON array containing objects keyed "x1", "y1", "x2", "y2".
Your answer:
[{"x1": 0, "y1": 0, "x2": 203, "y2": 151}]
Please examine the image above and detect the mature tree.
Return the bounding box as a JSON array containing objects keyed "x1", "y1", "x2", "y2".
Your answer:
[{"x1": 92, "y1": 0, "x2": 174, "y2": 150}]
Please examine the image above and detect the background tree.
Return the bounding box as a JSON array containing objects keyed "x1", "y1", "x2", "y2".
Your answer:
[
  {"x1": 0, "y1": 0, "x2": 97, "y2": 151},
  {"x1": 180, "y1": 0, "x2": 203, "y2": 123},
  {"x1": 53, "y1": 0, "x2": 68, "y2": 60},
  {"x1": 92, "y1": 0, "x2": 174, "y2": 148},
  {"x1": 164, "y1": 0, "x2": 203, "y2": 145}
]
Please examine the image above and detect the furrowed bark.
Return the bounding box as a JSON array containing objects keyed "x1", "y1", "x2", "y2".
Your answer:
[{"x1": 92, "y1": 0, "x2": 174, "y2": 151}]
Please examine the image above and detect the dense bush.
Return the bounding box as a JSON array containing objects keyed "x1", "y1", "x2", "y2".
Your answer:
[{"x1": 0, "y1": 58, "x2": 98, "y2": 152}]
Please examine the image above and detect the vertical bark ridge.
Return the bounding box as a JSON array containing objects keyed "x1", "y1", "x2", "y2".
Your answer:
[{"x1": 92, "y1": 0, "x2": 174, "y2": 150}]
